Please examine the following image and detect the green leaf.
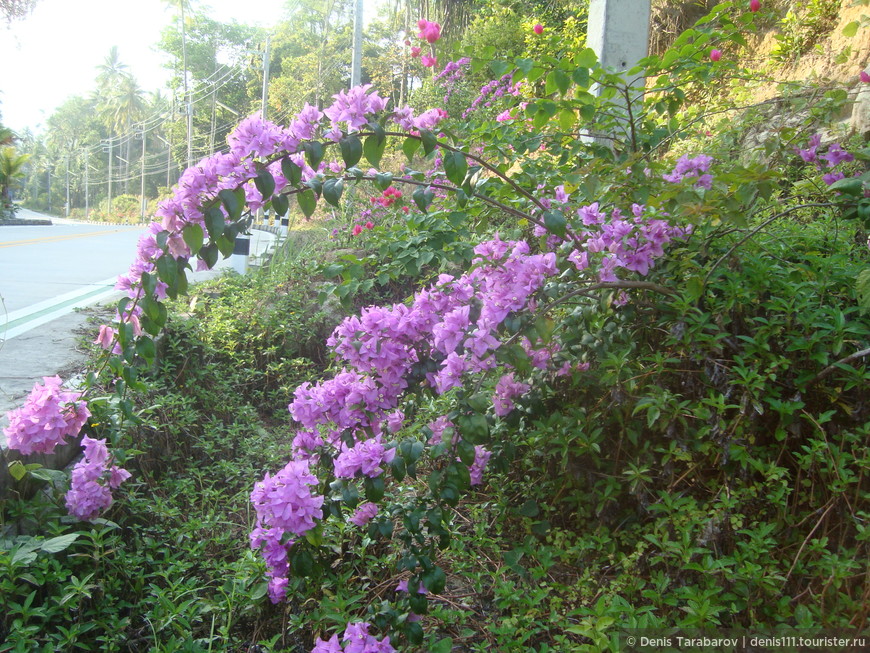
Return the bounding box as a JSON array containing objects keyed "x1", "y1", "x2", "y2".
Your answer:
[
  {"x1": 405, "y1": 621, "x2": 424, "y2": 646},
  {"x1": 466, "y1": 392, "x2": 490, "y2": 413},
  {"x1": 215, "y1": 234, "x2": 235, "y2": 258},
  {"x1": 843, "y1": 20, "x2": 859, "y2": 37},
  {"x1": 135, "y1": 336, "x2": 156, "y2": 362},
  {"x1": 322, "y1": 263, "x2": 344, "y2": 277},
  {"x1": 28, "y1": 467, "x2": 68, "y2": 483},
  {"x1": 571, "y1": 67, "x2": 590, "y2": 88},
  {"x1": 297, "y1": 189, "x2": 317, "y2": 218},
  {"x1": 420, "y1": 130, "x2": 438, "y2": 156},
  {"x1": 282, "y1": 157, "x2": 302, "y2": 186},
  {"x1": 518, "y1": 499, "x2": 540, "y2": 518},
  {"x1": 431, "y1": 638, "x2": 453, "y2": 653},
  {"x1": 8, "y1": 460, "x2": 26, "y2": 481},
  {"x1": 457, "y1": 439, "x2": 476, "y2": 466},
  {"x1": 543, "y1": 210, "x2": 567, "y2": 237},
  {"x1": 829, "y1": 177, "x2": 864, "y2": 197},
  {"x1": 199, "y1": 243, "x2": 218, "y2": 269},
  {"x1": 339, "y1": 134, "x2": 363, "y2": 168},
  {"x1": 364, "y1": 133, "x2": 386, "y2": 168},
  {"x1": 323, "y1": 178, "x2": 344, "y2": 207},
  {"x1": 289, "y1": 548, "x2": 315, "y2": 578},
  {"x1": 304, "y1": 141, "x2": 325, "y2": 169},
  {"x1": 204, "y1": 207, "x2": 225, "y2": 240},
  {"x1": 443, "y1": 150, "x2": 468, "y2": 187},
  {"x1": 364, "y1": 476, "x2": 385, "y2": 502},
  {"x1": 856, "y1": 268, "x2": 870, "y2": 314},
  {"x1": 686, "y1": 276, "x2": 705, "y2": 302},
  {"x1": 271, "y1": 193, "x2": 289, "y2": 217},
  {"x1": 403, "y1": 137, "x2": 421, "y2": 162},
  {"x1": 421, "y1": 565, "x2": 447, "y2": 594},
  {"x1": 573, "y1": 47, "x2": 598, "y2": 68},
  {"x1": 458, "y1": 413, "x2": 489, "y2": 444},
  {"x1": 182, "y1": 224, "x2": 204, "y2": 255},
  {"x1": 533, "y1": 108, "x2": 550, "y2": 129},
  {"x1": 490, "y1": 60, "x2": 511, "y2": 77},
  {"x1": 558, "y1": 108, "x2": 576, "y2": 131},
  {"x1": 391, "y1": 455, "x2": 406, "y2": 481},
  {"x1": 304, "y1": 524, "x2": 324, "y2": 547},
  {"x1": 254, "y1": 168, "x2": 275, "y2": 199},
  {"x1": 155, "y1": 255, "x2": 178, "y2": 290},
  {"x1": 218, "y1": 188, "x2": 242, "y2": 220},
  {"x1": 412, "y1": 186, "x2": 435, "y2": 212},
  {"x1": 546, "y1": 69, "x2": 571, "y2": 96},
  {"x1": 375, "y1": 172, "x2": 393, "y2": 190},
  {"x1": 40, "y1": 534, "x2": 79, "y2": 554}
]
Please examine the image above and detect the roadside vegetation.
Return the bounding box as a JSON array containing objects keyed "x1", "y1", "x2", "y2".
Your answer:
[{"x1": 2, "y1": 0, "x2": 870, "y2": 651}]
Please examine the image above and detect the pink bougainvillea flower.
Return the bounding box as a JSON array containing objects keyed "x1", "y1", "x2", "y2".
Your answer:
[
  {"x1": 749, "y1": 0, "x2": 760, "y2": 11},
  {"x1": 861, "y1": 70, "x2": 870, "y2": 83},
  {"x1": 94, "y1": 324, "x2": 115, "y2": 350},
  {"x1": 365, "y1": 221, "x2": 374, "y2": 230},
  {"x1": 410, "y1": 46, "x2": 421, "y2": 57},
  {"x1": 404, "y1": 39, "x2": 411, "y2": 46},
  {"x1": 4, "y1": 376, "x2": 91, "y2": 456},
  {"x1": 533, "y1": 23, "x2": 544, "y2": 35},
  {"x1": 421, "y1": 55, "x2": 437, "y2": 68},
  {"x1": 417, "y1": 19, "x2": 441, "y2": 43},
  {"x1": 352, "y1": 224, "x2": 363, "y2": 236},
  {"x1": 710, "y1": 49, "x2": 722, "y2": 61}
]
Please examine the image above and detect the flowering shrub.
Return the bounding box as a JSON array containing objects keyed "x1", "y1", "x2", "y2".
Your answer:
[
  {"x1": 65, "y1": 436, "x2": 131, "y2": 521},
  {"x1": 5, "y1": 2, "x2": 870, "y2": 648},
  {"x1": 4, "y1": 376, "x2": 90, "y2": 455},
  {"x1": 312, "y1": 622, "x2": 395, "y2": 653}
]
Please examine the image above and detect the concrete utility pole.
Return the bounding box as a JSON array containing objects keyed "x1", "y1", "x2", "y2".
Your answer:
[
  {"x1": 261, "y1": 35, "x2": 271, "y2": 120},
  {"x1": 64, "y1": 155, "x2": 70, "y2": 217},
  {"x1": 587, "y1": 0, "x2": 651, "y2": 73},
  {"x1": 102, "y1": 138, "x2": 113, "y2": 216},
  {"x1": 351, "y1": 0, "x2": 363, "y2": 87},
  {"x1": 586, "y1": 0, "x2": 652, "y2": 142},
  {"x1": 84, "y1": 150, "x2": 89, "y2": 220},
  {"x1": 140, "y1": 128, "x2": 147, "y2": 221}
]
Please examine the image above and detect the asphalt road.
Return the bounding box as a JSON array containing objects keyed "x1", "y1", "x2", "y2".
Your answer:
[
  {"x1": 0, "y1": 218, "x2": 143, "y2": 313},
  {"x1": 0, "y1": 209, "x2": 276, "y2": 440}
]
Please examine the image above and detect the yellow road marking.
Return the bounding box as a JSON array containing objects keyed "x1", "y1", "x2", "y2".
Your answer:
[{"x1": 0, "y1": 227, "x2": 140, "y2": 248}]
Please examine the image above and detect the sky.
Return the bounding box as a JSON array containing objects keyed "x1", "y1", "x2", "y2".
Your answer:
[{"x1": 0, "y1": 0, "x2": 378, "y2": 136}]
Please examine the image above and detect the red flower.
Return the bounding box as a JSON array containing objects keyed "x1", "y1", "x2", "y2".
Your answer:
[
  {"x1": 749, "y1": 0, "x2": 760, "y2": 12},
  {"x1": 861, "y1": 70, "x2": 870, "y2": 83},
  {"x1": 352, "y1": 224, "x2": 363, "y2": 236},
  {"x1": 411, "y1": 46, "x2": 421, "y2": 58},
  {"x1": 533, "y1": 23, "x2": 544, "y2": 35},
  {"x1": 710, "y1": 49, "x2": 722, "y2": 62},
  {"x1": 365, "y1": 221, "x2": 374, "y2": 229}
]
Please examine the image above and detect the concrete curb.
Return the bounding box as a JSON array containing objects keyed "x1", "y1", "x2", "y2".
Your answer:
[{"x1": 0, "y1": 218, "x2": 53, "y2": 226}]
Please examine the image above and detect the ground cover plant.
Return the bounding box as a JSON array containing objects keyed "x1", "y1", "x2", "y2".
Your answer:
[{"x1": 3, "y1": 1, "x2": 870, "y2": 650}]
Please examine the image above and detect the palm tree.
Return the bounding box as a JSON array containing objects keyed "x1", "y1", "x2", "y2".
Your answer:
[
  {"x1": 95, "y1": 46, "x2": 129, "y2": 90},
  {"x1": 0, "y1": 125, "x2": 15, "y2": 146},
  {"x1": 94, "y1": 46, "x2": 132, "y2": 211},
  {"x1": 111, "y1": 75, "x2": 147, "y2": 191},
  {"x1": 0, "y1": 147, "x2": 30, "y2": 214}
]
